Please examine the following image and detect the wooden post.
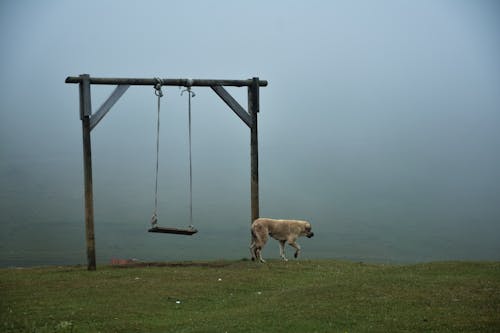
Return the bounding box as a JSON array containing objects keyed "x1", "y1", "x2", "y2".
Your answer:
[
  {"x1": 79, "y1": 74, "x2": 96, "y2": 271},
  {"x1": 249, "y1": 77, "x2": 260, "y2": 223}
]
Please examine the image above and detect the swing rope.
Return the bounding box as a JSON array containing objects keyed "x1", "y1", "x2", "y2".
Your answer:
[
  {"x1": 151, "y1": 78, "x2": 163, "y2": 227},
  {"x1": 150, "y1": 78, "x2": 197, "y2": 234},
  {"x1": 182, "y1": 82, "x2": 196, "y2": 229}
]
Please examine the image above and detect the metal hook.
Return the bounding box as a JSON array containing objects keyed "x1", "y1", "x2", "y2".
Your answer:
[
  {"x1": 181, "y1": 86, "x2": 196, "y2": 98},
  {"x1": 180, "y1": 78, "x2": 195, "y2": 97}
]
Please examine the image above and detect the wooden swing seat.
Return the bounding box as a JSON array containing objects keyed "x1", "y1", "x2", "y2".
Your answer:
[{"x1": 148, "y1": 226, "x2": 198, "y2": 235}]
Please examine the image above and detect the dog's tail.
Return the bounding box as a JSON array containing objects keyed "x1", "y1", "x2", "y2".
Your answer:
[{"x1": 250, "y1": 226, "x2": 257, "y2": 242}]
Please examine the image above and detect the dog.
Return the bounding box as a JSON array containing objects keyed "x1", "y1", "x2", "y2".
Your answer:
[{"x1": 250, "y1": 218, "x2": 314, "y2": 262}]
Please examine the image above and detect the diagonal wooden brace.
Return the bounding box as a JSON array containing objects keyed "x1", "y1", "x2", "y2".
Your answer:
[
  {"x1": 211, "y1": 85, "x2": 252, "y2": 128},
  {"x1": 90, "y1": 85, "x2": 130, "y2": 131}
]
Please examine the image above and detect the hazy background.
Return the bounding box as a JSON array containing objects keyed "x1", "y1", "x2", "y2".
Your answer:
[{"x1": 1, "y1": 0, "x2": 499, "y2": 267}]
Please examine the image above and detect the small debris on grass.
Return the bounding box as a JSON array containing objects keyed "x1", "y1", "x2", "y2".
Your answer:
[
  {"x1": 55, "y1": 321, "x2": 73, "y2": 330},
  {"x1": 110, "y1": 258, "x2": 139, "y2": 266}
]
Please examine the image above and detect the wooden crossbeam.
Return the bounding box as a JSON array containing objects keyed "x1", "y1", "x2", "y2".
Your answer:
[{"x1": 66, "y1": 76, "x2": 268, "y2": 87}]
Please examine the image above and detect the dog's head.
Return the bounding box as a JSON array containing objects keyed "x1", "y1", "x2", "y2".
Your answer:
[{"x1": 304, "y1": 222, "x2": 314, "y2": 238}]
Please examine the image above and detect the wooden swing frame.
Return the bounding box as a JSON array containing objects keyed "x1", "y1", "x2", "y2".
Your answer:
[{"x1": 66, "y1": 74, "x2": 267, "y2": 270}]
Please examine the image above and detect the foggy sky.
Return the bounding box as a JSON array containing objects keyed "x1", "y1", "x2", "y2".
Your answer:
[{"x1": 1, "y1": 0, "x2": 499, "y2": 265}]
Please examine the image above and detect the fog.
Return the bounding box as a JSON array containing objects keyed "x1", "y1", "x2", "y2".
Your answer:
[{"x1": 1, "y1": 0, "x2": 499, "y2": 266}]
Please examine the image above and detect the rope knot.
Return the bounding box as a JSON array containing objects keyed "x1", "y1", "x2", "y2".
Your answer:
[
  {"x1": 154, "y1": 77, "x2": 164, "y2": 97},
  {"x1": 151, "y1": 213, "x2": 158, "y2": 227}
]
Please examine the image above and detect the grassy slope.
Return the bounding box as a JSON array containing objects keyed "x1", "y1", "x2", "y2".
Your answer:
[{"x1": 1, "y1": 260, "x2": 499, "y2": 333}]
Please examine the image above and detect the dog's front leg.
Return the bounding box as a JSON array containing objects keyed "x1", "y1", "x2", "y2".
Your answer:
[
  {"x1": 279, "y1": 240, "x2": 288, "y2": 261},
  {"x1": 288, "y1": 241, "x2": 301, "y2": 258}
]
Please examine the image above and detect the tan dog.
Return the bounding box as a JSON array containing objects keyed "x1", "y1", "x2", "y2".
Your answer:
[{"x1": 250, "y1": 218, "x2": 314, "y2": 262}]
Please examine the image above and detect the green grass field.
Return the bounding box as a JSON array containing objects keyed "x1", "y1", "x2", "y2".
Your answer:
[{"x1": 1, "y1": 260, "x2": 499, "y2": 332}]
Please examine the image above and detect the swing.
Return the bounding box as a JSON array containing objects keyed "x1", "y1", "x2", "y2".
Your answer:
[{"x1": 148, "y1": 78, "x2": 198, "y2": 236}]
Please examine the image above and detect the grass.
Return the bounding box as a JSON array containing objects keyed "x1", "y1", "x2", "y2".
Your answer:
[{"x1": 1, "y1": 260, "x2": 499, "y2": 332}]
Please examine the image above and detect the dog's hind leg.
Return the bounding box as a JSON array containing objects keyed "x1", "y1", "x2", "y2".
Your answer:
[
  {"x1": 250, "y1": 229, "x2": 267, "y2": 263},
  {"x1": 250, "y1": 229, "x2": 259, "y2": 261},
  {"x1": 256, "y1": 234, "x2": 268, "y2": 263},
  {"x1": 256, "y1": 247, "x2": 266, "y2": 263},
  {"x1": 250, "y1": 241, "x2": 262, "y2": 262},
  {"x1": 258, "y1": 239, "x2": 268, "y2": 263},
  {"x1": 250, "y1": 241, "x2": 256, "y2": 261},
  {"x1": 279, "y1": 240, "x2": 288, "y2": 261}
]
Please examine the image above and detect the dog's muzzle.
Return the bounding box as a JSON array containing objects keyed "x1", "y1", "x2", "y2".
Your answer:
[{"x1": 307, "y1": 232, "x2": 314, "y2": 238}]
